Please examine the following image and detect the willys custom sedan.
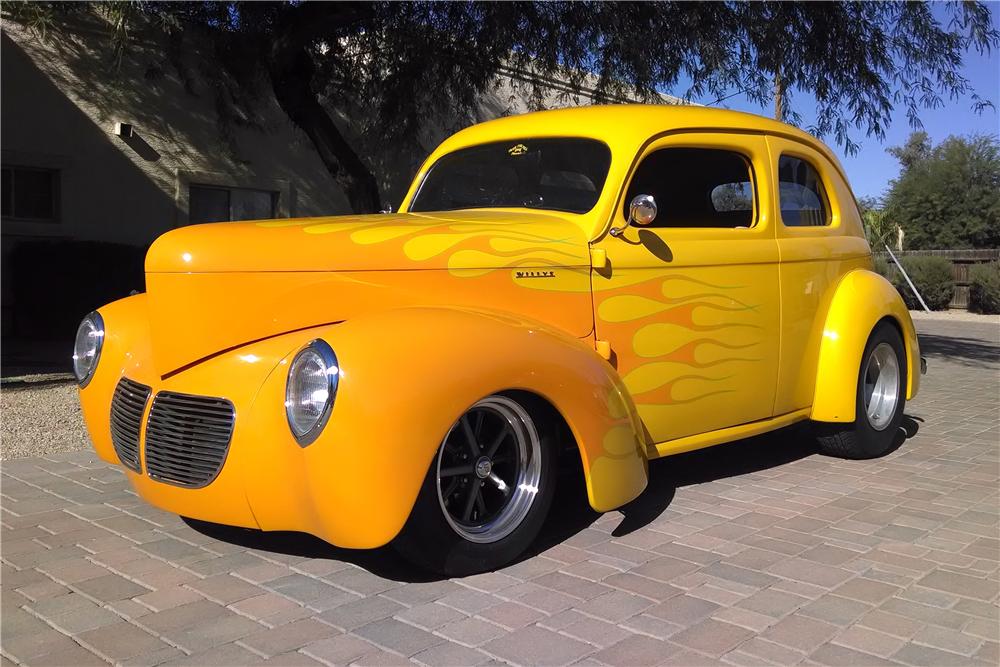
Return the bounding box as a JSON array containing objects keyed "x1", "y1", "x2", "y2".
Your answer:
[{"x1": 75, "y1": 105, "x2": 923, "y2": 575}]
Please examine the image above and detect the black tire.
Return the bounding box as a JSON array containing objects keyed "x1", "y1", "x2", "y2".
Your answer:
[
  {"x1": 815, "y1": 321, "x2": 907, "y2": 459},
  {"x1": 393, "y1": 393, "x2": 557, "y2": 577}
]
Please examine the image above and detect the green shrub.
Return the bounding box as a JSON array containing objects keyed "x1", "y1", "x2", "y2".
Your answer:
[
  {"x1": 891, "y1": 255, "x2": 954, "y2": 310},
  {"x1": 873, "y1": 255, "x2": 894, "y2": 280},
  {"x1": 969, "y1": 262, "x2": 1000, "y2": 314}
]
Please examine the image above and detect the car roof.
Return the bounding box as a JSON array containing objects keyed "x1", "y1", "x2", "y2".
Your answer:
[{"x1": 440, "y1": 104, "x2": 847, "y2": 177}]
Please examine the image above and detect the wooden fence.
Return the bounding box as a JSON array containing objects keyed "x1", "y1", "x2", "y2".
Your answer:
[{"x1": 874, "y1": 249, "x2": 999, "y2": 309}]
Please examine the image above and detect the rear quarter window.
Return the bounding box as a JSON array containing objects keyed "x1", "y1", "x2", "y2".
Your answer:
[{"x1": 778, "y1": 155, "x2": 831, "y2": 227}]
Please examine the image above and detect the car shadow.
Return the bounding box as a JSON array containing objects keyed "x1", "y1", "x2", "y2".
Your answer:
[
  {"x1": 918, "y1": 332, "x2": 999, "y2": 368},
  {"x1": 530, "y1": 422, "x2": 822, "y2": 548},
  {"x1": 183, "y1": 416, "x2": 920, "y2": 582},
  {"x1": 181, "y1": 517, "x2": 440, "y2": 583}
]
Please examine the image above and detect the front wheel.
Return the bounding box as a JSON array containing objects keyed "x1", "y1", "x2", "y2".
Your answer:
[
  {"x1": 814, "y1": 322, "x2": 907, "y2": 459},
  {"x1": 393, "y1": 393, "x2": 557, "y2": 576}
]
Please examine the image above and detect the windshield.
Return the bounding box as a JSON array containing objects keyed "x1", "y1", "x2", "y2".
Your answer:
[{"x1": 409, "y1": 138, "x2": 612, "y2": 214}]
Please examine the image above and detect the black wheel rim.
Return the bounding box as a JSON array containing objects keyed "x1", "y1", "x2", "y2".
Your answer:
[{"x1": 435, "y1": 396, "x2": 541, "y2": 543}]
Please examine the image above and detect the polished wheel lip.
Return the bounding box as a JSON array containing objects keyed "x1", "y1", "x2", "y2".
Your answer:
[
  {"x1": 436, "y1": 395, "x2": 542, "y2": 544},
  {"x1": 863, "y1": 342, "x2": 900, "y2": 431}
]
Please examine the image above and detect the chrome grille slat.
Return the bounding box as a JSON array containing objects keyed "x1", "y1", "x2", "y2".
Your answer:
[
  {"x1": 144, "y1": 436, "x2": 225, "y2": 455},
  {"x1": 154, "y1": 409, "x2": 232, "y2": 423},
  {"x1": 144, "y1": 391, "x2": 234, "y2": 488},
  {"x1": 145, "y1": 423, "x2": 233, "y2": 444},
  {"x1": 144, "y1": 432, "x2": 228, "y2": 454},
  {"x1": 112, "y1": 402, "x2": 145, "y2": 417},
  {"x1": 146, "y1": 414, "x2": 234, "y2": 434},
  {"x1": 153, "y1": 398, "x2": 233, "y2": 413},
  {"x1": 153, "y1": 412, "x2": 232, "y2": 426},
  {"x1": 109, "y1": 378, "x2": 150, "y2": 473},
  {"x1": 143, "y1": 440, "x2": 228, "y2": 465},
  {"x1": 146, "y1": 459, "x2": 221, "y2": 479},
  {"x1": 110, "y1": 410, "x2": 143, "y2": 427},
  {"x1": 111, "y1": 412, "x2": 143, "y2": 428},
  {"x1": 144, "y1": 462, "x2": 219, "y2": 480},
  {"x1": 143, "y1": 453, "x2": 220, "y2": 471},
  {"x1": 158, "y1": 401, "x2": 233, "y2": 415},
  {"x1": 114, "y1": 424, "x2": 142, "y2": 441},
  {"x1": 111, "y1": 404, "x2": 142, "y2": 420}
]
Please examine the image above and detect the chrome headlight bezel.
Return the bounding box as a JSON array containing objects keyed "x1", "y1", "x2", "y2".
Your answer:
[
  {"x1": 72, "y1": 311, "x2": 105, "y2": 388},
  {"x1": 284, "y1": 339, "x2": 339, "y2": 447}
]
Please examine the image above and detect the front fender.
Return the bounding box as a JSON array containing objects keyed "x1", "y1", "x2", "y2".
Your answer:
[
  {"x1": 811, "y1": 270, "x2": 920, "y2": 422},
  {"x1": 82, "y1": 293, "x2": 153, "y2": 466},
  {"x1": 244, "y1": 306, "x2": 649, "y2": 547}
]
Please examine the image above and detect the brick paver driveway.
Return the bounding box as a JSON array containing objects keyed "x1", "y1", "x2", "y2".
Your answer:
[{"x1": 3, "y1": 319, "x2": 998, "y2": 666}]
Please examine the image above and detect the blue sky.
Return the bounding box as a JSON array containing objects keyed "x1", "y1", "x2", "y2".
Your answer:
[{"x1": 686, "y1": 15, "x2": 1000, "y2": 201}]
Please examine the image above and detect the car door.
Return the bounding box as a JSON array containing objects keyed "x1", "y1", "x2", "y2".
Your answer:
[
  {"x1": 592, "y1": 132, "x2": 780, "y2": 445},
  {"x1": 766, "y1": 135, "x2": 872, "y2": 415}
]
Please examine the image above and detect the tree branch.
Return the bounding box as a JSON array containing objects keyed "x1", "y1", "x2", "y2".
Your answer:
[{"x1": 267, "y1": 2, "x2": 381, "y2": 213}]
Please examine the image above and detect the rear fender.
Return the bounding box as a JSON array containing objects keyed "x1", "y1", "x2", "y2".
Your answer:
[{"x1": 811, "y1": 270, "x2": 920, "y2": 422}]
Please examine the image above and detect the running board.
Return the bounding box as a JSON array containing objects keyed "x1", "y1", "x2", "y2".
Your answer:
[{"x1": 648, "y1": 408, "x2": 812, "y2": 459}]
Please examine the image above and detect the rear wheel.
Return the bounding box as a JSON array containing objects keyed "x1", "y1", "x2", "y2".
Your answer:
[
  {"x1": 393, "y1": 394, "x2": 556, "y2": 576},
  {"x1": 815, "y1": 322, "x2": 907, "y2": 459}
]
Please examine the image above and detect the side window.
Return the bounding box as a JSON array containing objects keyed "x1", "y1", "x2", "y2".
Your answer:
[
  {"x1": 778, "y1": 155, "x2": 830, "y2": 226},
  {"x1": 624, "y1": 148, "x2": 755, "y2": 228}
]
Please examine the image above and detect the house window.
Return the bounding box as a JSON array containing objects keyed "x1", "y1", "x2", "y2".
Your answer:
[
  {"x1": 778, "y1": 155, "x2": 831, "y2": 227},
  {"x1": 623, "y1": 148, "x2": 756, "y2": 228},
  {"x1": 1, "y1": 166, "x2": 60, "y2": 222},
  {"x1": 189, "y1": 185, "x2": 278, "y2": 224}
]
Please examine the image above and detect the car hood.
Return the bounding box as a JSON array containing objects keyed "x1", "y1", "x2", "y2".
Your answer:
[
  {"x1": 143, "y1": 210, "x2": 595, "y2": 375},
  {"x1": 146, "y1": 209, "x2": 591, "y2": 273}
]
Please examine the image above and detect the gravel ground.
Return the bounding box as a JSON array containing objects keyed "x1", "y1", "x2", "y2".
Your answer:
[{"x1": 1, "y1": 380, "x2": 89, "y2": 460}]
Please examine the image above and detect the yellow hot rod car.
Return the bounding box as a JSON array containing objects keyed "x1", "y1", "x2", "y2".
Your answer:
[{"x1": 76, "y1": 105, "x2": 922, "y2": 575}]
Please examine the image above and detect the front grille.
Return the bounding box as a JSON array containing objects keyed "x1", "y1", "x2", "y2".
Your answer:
[
  {"x1": 109, "y1": 378, "x2": 151, "y2": 472},
  {"x1": 144, "y1": 391, "x2": 235, "y2": 488}
]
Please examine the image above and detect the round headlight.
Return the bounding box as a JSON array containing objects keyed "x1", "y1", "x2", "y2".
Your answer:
[
  {"x1": 285, "y1": 339, "x2": 339, "y2": 446},
  {"x1": 72, "y1": 311, "x2": 105, "y2": 387}
]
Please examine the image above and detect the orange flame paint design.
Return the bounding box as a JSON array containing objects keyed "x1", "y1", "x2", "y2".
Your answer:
[
  {"x1": 636, "y1": 338, "x2": 760, "y2": 366},
  {"x1": 259, "y1": 217, "x2": 588, "y2": 275},
  {"x1": 643, "y1": 302, "x2": 762, "y2": 332},
  {"x1": 596, "y1": 274, "x2": 763, "y2": 407},
  {"x1": 630, "y1": 374, "x2": 736, "y2": 406}
]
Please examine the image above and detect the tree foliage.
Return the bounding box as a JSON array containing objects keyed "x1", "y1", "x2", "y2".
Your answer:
[
  {"x1": 888, "y1": 131, "x2": 932, "y2": 172},
  {"x1": 7, "y1": 1, "x2": 999, "y2": 213},
  {"x1": 862, "y1": 207, "x2": 896, "y2": 251},
  {"x1": 885, "y1": 132, "x2": 1000, "y2": 249}
]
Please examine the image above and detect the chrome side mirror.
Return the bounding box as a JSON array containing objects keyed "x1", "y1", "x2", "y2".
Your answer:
[
  {"x1": 610, "y1": 194, "x2": 658, "y2": 237},
  {"x1": 629, "y1": 194, "x2": 658, "y2": 226}
]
